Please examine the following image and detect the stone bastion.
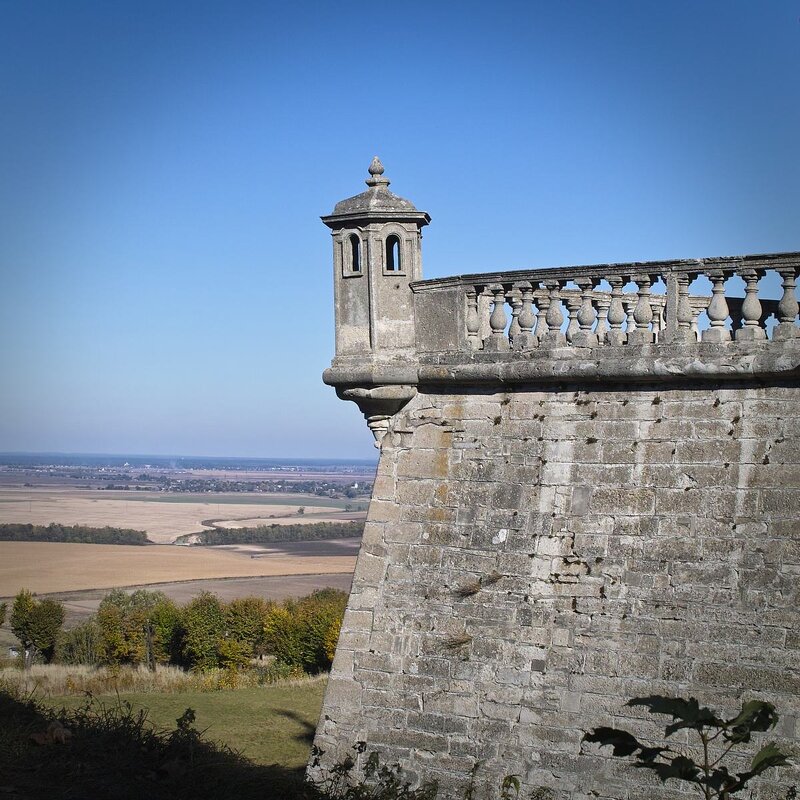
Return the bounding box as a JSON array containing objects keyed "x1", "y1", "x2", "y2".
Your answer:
[{"x1": 311, "y1": 158, "x2": 800, "y2": 799}]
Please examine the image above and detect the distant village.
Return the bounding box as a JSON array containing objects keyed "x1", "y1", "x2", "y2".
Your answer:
[{"x1": 0, "y1": 459, "x2": 375, "y2": 501}]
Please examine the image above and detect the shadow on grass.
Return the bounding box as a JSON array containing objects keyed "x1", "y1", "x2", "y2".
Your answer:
[
  {"x1": 274, "y1": 708, "x2": 317, "y2": 746},
  {"x1": 0, "y1": 690, "x2": 313, "y2": 800}
]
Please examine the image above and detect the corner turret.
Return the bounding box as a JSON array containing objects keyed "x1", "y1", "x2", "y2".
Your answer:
[{"x1": 322, "y1": 157, "x2": 430, "y2": 360}]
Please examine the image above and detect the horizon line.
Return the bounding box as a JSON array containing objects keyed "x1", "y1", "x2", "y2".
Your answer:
[{"x1": 0, "y1": 450, "x2": 379, "y2": 463}]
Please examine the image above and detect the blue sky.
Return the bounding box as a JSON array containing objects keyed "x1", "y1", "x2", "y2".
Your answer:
[{"x1": 1, "y1": 0, "x2": 798, "y2": 459}]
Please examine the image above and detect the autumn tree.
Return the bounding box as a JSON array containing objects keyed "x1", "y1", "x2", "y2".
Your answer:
[
  {"x1": 225, "y1": 597, "x2": 270, "y2": 658},
  {"x1": 263, "y1": 589, "x2": 347, "y2": 672},
  {"x1": 10, "y1": 589, "x2": 65, "y2": 668},
  {"x1": 148, "y1": 597, "x2": 183, "y2": 667},
  {"x1": 181, "y1": 592, "x2": 225, "y2": 672},
  {"x1": 96, "y1": 589, "x2": 178, "y2": 667}
]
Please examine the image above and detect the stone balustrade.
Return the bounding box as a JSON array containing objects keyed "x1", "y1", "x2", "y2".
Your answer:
[
  {"x1": 326, "y1": 251, "x2": 799, "y2": 431},
  {"x1": 412, "y1": 253, "x2": 799, "y2": 354}
]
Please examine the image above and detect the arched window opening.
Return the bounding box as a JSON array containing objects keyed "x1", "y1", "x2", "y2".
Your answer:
[
  {"x1": 349, "y1": 234, "x2": 361, "y2": 273},
  {"x1": 386, "y1": 235, "x2": 401, "y2": 272}
]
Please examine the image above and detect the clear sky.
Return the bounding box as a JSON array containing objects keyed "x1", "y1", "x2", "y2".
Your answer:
[{"x1": 1, "y1": 1, "x2": 798, "y2": 459}]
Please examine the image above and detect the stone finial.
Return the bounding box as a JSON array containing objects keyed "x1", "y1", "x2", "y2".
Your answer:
[{"x1": 366, "y1": 156, "x2": 390, "y2": 188}]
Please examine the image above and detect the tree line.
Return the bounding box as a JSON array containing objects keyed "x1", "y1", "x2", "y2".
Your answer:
[
  {"x1": 0, "y1": 523, "x2": 149, "y2": 545},
  {"x1": 7, "y1": 587, "x2": 347, "y2": 675},
  {"x1": 183, "y1": 520, "x2": 364, "y2": 546}
]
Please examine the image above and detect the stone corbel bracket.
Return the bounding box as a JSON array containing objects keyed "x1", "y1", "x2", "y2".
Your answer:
[{"x1": 336, "y1": 385, "x2": 418, "y2": 447}]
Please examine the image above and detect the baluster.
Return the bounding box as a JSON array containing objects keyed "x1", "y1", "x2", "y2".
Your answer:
[
  {"x1": 466, "y1": 287, "x2": 481, "y2": 350},
  {"x1": 735, "y1": 269, "x2": 766, "y2": 341},
  {"x1": 595, "y1": 294, "x2": 610, "y2": 343},
  {"x1": 513, "y1": 282, "x2": 537, "y2": 350},
  {"x1": 702, "y1": 271, "x2": 731, "y2": 342},
  {"x1": 649, "y1": 294, "x2": 665, "y2": 343},
  {"x1": 508, "y1": 290, "x2": 521, "y2": 345},
  {"x1": 533, "y1": 289, "x2": 550, "y2": 343},
  {"x1": 565, "y1": 290, "x2": 581, "y2": 344},
  {"x1": 478, "y1": 287, "x2": 492, "y2": 342},
  {"x1": 674, "y1": 272, "x2": 695, "y2": 342},
  {"x1": 541, "y1": 281, "x2": 567, "y2": 347},
  {"x1": 773, "y1": 269, "x2": 799, "y2": 341},
  {"x1": 605, "y1": 276, "x2": 627, "y2": 346},
  {"x1": 628, "y1": 275, "x2": 654, "y2": 344},
  {"x1": 624, "y1": 296, "x2": 637, "y2": 335},
  {"x1": 483, "y1": 284, "x2": 509, "y2": 351},
  {"x1": 690, "y1": 299, "x2": 703, "y2": 340},
  {"x1": 572, "y1": 279, "x2": 598, "y2": 347}
]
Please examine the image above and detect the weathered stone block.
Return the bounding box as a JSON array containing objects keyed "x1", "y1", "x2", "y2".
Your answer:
[{"x1": 590, "y1": 487, "x2": 655, "y2": 515}]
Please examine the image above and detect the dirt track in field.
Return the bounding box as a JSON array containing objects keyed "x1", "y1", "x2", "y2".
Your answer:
[{"x1": 0, "y1": 488, "x2": 344, "y2": 543}]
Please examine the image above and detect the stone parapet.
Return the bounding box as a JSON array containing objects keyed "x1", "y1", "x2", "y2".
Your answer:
[
  {"x1": 411, "y1": 251, "x2": 799, "y2": 356},
  {"x1": 326, "y1": 248, "x2": 800, "y2": 434}
]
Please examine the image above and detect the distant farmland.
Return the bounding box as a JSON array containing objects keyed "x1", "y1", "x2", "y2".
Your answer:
[
  {"x1": 0, "y1": 477, "x2": 366, "y2": 615},
  {"x1": 0, "y1": 540, "x2": 359, "y2": 597},
  {"x1": 0, "y1": 487, "x2": 362, "y2": 544}
]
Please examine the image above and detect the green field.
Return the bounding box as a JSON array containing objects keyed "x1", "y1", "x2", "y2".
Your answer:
[{"x1": 43, "y1": 679, "x2": 327, "y2": 767}]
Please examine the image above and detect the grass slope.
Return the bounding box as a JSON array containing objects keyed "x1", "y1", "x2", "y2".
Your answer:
[
  {"x1": 43, "y1": 679, "x2": 327, "y2": 767},
  {"x1": 2, "y1": 688, "x2": 310, "y2": 799}
]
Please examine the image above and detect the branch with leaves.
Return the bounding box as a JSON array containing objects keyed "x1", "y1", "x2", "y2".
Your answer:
[{"x1": 583, "y1": 695, "x2": 793, "y2": 800}]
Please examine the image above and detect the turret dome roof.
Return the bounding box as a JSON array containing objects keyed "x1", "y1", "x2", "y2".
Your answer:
[{"x1": 326, "y1": 157, "x2": 428, "y2": 221}]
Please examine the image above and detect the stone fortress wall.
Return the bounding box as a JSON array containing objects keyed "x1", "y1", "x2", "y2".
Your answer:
[{"x1": 312, "y1": 159, "x2": 800, "y2": 798}]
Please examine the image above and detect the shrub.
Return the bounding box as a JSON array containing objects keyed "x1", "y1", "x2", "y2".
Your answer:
[
  {"x1": 56, "y1": 619, "x2": 101, "y2": 666},
  {"x1": 0, "y1": 662, "x2": 324, "y2": 696},
  {"x1": 311, "y1": 744, "x2": 439, "y2": 799}
]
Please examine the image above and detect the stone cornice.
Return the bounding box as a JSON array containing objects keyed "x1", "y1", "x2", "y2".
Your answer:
[{"x1": 323, "y1": 339, "x2": 800, "y2": 391}]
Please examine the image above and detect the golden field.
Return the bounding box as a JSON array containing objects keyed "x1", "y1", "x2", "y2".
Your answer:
[
  {"x1": 0, "y1": 488, "x2": 340, "y2": 544},
  {"x1": 0, "y1": 541, "x2": 358, "y2": 597}
]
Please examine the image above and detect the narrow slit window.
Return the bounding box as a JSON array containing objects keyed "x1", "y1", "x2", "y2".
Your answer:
[
  {"x1": 349, "y1": 234, "x2": 361, "y2": 273},
  {"x1": 386, "y1": 235, "x2": 401, "y2": 272}
]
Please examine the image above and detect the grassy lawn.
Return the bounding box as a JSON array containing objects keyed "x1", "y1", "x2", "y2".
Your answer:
[{"x1": 43, "y1": 678, "x2": 327, "y2": 767}]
